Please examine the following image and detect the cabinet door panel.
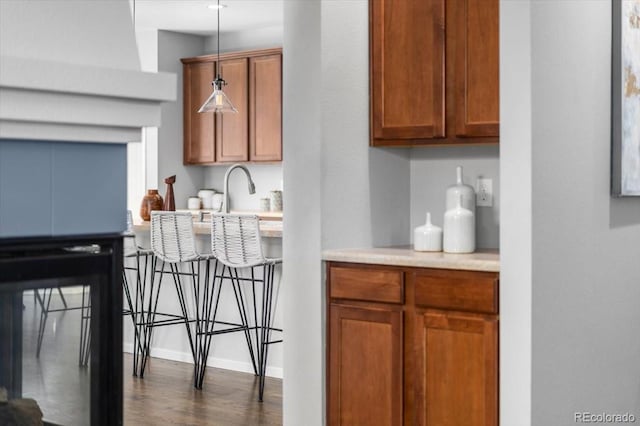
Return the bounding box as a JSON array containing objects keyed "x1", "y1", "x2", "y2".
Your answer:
[
  {"x1": 370, "y1": 0, "x2": 445, "y2": 141},
  {"x1": 184, "y1": 62, "x2": 215, "y2": 164},
  {"x1": 415, "y1": 311, "x2": 497, "y2": 426},
  {"x1": 250, "y1": 54, "x2": 282, "y2": 161},
  {"x1": 329, "y1": 304, "x2": 403, "y2": 426},
  {"x1": 216, "y1": 58, "x2": 249, "y2": 162},
  {"x1": 453, "y1": 0, "x2": 499, "y2": 137}
]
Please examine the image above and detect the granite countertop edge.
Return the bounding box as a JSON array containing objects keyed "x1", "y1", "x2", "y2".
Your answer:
[{"x1": 322, "y1": 246, "x2": 499, "y2": 272}]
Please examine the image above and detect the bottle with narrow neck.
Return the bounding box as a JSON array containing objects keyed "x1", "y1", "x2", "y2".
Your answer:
[
  {"x1": 414, "y1": 212, "x2": 442, "y2": 252},
  {"x1": 443, "y1": 194, "x2": 475, "y2": 253},
  {"x1": 446, "y1": 166, "x2": 476, "y2": 215}
]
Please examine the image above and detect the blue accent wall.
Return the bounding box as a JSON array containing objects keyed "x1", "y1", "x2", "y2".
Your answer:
[{"x1": 0, "y1": 139, "x2": 127, "y2": 238}]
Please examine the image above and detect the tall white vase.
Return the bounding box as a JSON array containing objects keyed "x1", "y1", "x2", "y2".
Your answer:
[
  {"x1": 443, "y1": 194, "x2": 475, "y2": 253},
  {"x1": 446, "y1": 166, "x2": 476, "y2": 215}
]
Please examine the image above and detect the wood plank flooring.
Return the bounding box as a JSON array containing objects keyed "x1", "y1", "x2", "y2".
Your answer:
[
  {"x1": 124, "y1": 354, "x2": 282, "y2": 426},
  {"x1": 20, "y1": 290, "x2": 282, "y2": 426}
]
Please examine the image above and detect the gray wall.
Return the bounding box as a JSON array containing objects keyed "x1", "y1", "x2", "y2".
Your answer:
[
  {"x1": 320, "y1": 0, "x2": 410, "y2": 250},
  {"x1": 283, "y1": 0, "x2": 411, "y2": 424},
  {"x1": 530, "y1": 0, "x2": 640, "y2": 423},
  {"x1": 500, "y1": 0, "x2": 533, "y2": 424},
  {"x1": 204, "y1": 164, "x2": 282, "y2": 211},
  {"x1": 157, "y1": 31, "x2": 205, "y2": 208},
  {"x1": 410, "y1": 146, "x2": 500, "y2": 249},
  {"x1": 282, "y1": 1, "x2": 324, "y2": 424}
]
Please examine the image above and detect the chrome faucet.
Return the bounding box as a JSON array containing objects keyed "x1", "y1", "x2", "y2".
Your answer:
[{"x1": 223, "y1": 163, "x2": 256, "y2": 213}]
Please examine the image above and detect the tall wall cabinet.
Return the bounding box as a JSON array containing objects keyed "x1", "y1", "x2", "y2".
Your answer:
[
  {"x1": 370, "y1": 0, "x2": 499, "y2": 146},
  {"x1": 181, "y1": 48, "x2": 282, "y2": 165},
  {"x1": 327, "y1": 262, "x2": 499, "y2": 425}
]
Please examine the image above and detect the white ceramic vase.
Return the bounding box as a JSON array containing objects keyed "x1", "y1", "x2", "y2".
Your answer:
[
  {"x1": 414, "y1": 212, "x2": 442, "y2": 252},
  {"x1": 198, "y1": 189, "x2": 216, "y2": 209},
  {"x1": 443, "y1": 194, "x2": 475, "y2": 253},
  {"x1": 445, "y1": 166, "x2": 476, "y2": 215}
]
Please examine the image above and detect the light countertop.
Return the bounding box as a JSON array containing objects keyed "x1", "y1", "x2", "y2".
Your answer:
[
  {"x1": 133, "y1": 219, "x2": 282, "y2": 239},
  {"x1": 322, "y1": 246, "x2": 499, "y2": 272},
  {"x1": 176, "y1": 209, "x2": 283, "y2": 221}
]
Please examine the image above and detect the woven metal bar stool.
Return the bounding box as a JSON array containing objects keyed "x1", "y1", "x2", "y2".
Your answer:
[
  {"x1": 148, "y1": 211, "x2": 215, "y2": 385},
  {"x1": 204, "y1": 214, "x2": 282, "y2": 401}
]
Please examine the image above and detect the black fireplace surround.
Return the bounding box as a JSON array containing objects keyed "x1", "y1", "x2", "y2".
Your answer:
[{"x1": 0, "y1": 234, "x2": 123, "y2": 425}]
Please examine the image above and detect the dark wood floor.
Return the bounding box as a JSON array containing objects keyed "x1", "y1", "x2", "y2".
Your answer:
[
  {"x1": 124, "y1": 354, "x2": 282, "y2": 426},
  {"x1": 21, "y1": 290, "x2": 282, "y2": 426}
]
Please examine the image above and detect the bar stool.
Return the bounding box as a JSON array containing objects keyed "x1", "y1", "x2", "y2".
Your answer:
[
  {"x1": 148, "y1": 211, "x2": 215, "y2": 385},
  {"x1": 206, "y1": 214, "x2": 283, "y2": 401}
]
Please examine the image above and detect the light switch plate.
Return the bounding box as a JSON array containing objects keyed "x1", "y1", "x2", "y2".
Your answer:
[{"x1": 476, "y1": 178, "x2": 493, "y2": 207}]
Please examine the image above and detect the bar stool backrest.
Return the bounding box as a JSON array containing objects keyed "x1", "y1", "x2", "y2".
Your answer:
[
  {"x1": 151, "y1": 211, "x2": 199, "y2": 263},
  {"x1": 211, "y1": 214, "x2": 265, "y2": 268}
]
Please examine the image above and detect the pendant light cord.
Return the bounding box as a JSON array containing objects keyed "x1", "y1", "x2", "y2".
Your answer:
[{"x1": 217, "y1": 0, "x2": 221, "y2": 80}]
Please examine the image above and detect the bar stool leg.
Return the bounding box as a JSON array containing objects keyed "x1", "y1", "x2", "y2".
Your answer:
[
  {"x1": 258, "y1": 264, "x2": 278, "y2": 401},
  {"x1": 230, "y1": 267, "x2": 258, "y2": 375},
  {"x1": 36, "y1": 288, "x2": 53, "y2": 357},
  {"x1": 138, "y1": 257, "x2": 166, "y2": 378},
  {"x1": 122, "y1": 264, "x2": 136, "y2": 374},
  {"x1": 168, "y1": 262, "x2": 197, "y2": 382},
  {"x1": 133, "y1": 253, "x2": 153, "y2": 376},
  {"x1": 79, "y1": 284, "x2": 91, "y2": 366},
  {"x1": 196, "y1": 260, "x2": 223, "y2": 389}
]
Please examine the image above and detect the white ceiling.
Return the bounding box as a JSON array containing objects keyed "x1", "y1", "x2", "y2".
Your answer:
[{"x1": 134, "y1": 0, "x2": 283, "y2": 37}]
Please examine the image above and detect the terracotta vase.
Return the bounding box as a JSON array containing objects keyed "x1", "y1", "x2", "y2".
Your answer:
[
  {"x1": 140, "y1": 189, "x2": 164, "y2": 221},
  {"x1": 163, "y1": 175, "x2": 176, "y2": 211}
]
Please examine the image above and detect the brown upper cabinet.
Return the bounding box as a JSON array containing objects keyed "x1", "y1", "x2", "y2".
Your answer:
[
  {"x1": 183, "y1": 62, "x2": 215, "y2": 164},
  {"x1": 370, "y1": 0, "x2": 499, "y2": 146},
  {"x1": 181, "y1": 48, "x2": 282, "y2": 165}
]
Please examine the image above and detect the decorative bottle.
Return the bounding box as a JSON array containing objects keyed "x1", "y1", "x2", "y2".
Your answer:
[
  {"x1": 414, "y1": 212, "x2": 443, "y2": 252},
  {"x1": 443, "y1": 194, "x2": 475, "y2": 253},
  {"x1": 446, "y1": 166, "x2": 476, "y2": 215},
  {"x1": 163, "y1": 175, "x2": 176, "y2": 211},
  {"x1": 140, "y1": 189, "x2": 164, "y2": 221}
]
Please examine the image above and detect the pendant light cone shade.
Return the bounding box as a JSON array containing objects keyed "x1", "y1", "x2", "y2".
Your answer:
[
  {"x1": 198, "y1": 0, "x2": 237, "y2": 114},
  {"x1": 198, "y1": 80, "x2": 238, "y2": 113}
]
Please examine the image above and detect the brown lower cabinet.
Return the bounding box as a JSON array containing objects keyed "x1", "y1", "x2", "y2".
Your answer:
[{"x1": 327, "y1": 262, "x2": 499, "y2": 426}]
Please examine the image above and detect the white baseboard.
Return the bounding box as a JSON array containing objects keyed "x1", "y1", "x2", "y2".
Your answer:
[{"x1": 122, "y1": 343, "x2": 283, "y2": 379}]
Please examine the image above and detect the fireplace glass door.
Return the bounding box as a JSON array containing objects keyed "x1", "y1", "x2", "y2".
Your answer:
[{"x1": 0, "y1": 235, "x2": 123, "y2": 426}]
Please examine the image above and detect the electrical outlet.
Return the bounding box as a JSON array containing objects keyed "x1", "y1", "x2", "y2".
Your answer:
[{"x1": 476, "y1": 178, "x2": 493, "y2": 207}]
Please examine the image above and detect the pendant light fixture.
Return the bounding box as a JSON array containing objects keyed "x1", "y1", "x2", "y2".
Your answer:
[{"x1": 198, "y1": 0, "x2": 237, "y2": 113}]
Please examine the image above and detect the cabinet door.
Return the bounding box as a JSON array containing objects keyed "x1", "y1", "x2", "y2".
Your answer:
[
  {"x1": 183, "y1": 62, "x2": 215, "y2": 164},
  {"x1": 370, "y1": 0, "x2": 445, "y2": 144},
  {"x1": 329, "y1": 304, "x2": 403, "y2": 426},
  {"x1": 452, "y1": 0, "x2": 499, "y2": 137},
  {"x1": 414, "y1": 311, "x2": 497, "y2": 426},
  {"x1": 250, "y1": 54, "x2": 282, "y2": 161},
  {"x1": 216, "y1": 58, "x2": 249, "y2": 162}
]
